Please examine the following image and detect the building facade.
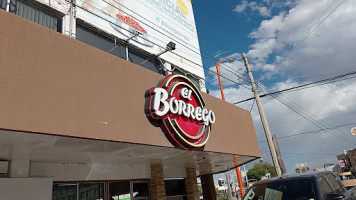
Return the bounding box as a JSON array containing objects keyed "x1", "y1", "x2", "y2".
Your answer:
[{"x1": 0, "y1": 1, "x2": 260, "y2": 200}]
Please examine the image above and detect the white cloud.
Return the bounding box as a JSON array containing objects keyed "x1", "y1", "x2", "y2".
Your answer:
[
  {"x1": 234, "y1": 1, "x2": 248, "y2": 13},
  {"x1": 209, "y1": 78, "x2": 356, "y2": 173},
  {"x1": 233, "y1": 1, "x2": 271, "y2": 17},
  {"x1": 246, "y1": 0, "x2": 356, "y2": 75},
  {"x1": 213, "y1": 0, "x2": 356, "y2": 172}
]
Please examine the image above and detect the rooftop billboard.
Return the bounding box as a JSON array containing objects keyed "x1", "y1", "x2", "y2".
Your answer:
[{"x1": 77, "y1": 0, "x2": 205, "y2": 79}]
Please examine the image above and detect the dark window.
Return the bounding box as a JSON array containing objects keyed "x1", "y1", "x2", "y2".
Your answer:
[
  {"x1": 0, "y1": 0, "x2": 6, "y2": 10},
  {"x1": 76, "y1": 23, "x2": 127, "y2": 60},
  {"x1": 128, "y1": 48, "x2": 164, "y2": 74},
  {"x1": 325, "y1": 174, "x2": 344, "y2": 193},
  {"x1": 243, "y1": 183, "x2": 268, "y2": 200},
  {"x1": 165, "y1": 179, "x2": 187, "y2": 197},
  {"x1": 266, "y1": 179, "x2": 316, "y2": 200},
  {"x1": 79, "y1": 183, "x2": 105, "y2": 200},
  {"x1": 109, "y1": 181, "x2": 131, "y2": 200},
  {"x1": 52, "y1": 184, "x2": 77, "y2": 200},
  {"x1": 172, "y1": 68, "x2": 200, "y2": 89},
  {"x1": 132, "y1": 182, "x2": 149, "y2": 198},
  {"x1": 8, "y1": 0, "x2": 62, "y2": 32},
  {"x1": 319, "y1": 176, "x2": 333, "y2": 199}
]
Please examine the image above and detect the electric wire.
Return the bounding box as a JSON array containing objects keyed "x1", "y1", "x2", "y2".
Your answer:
[
  {"x1": 261, "y1": 151, "x2": 337, "y2": 156},
  {"x1": 258, "y1": 122, "x2": 356, "y2": 143},
  {"x1": 256, "y1": 84, "x2": 356, "y2": 146},
  {"x1": 72, "y1": 0, "x2": 251, "y2": 89},
  {"x1": 79, "y1": 0, "x2": 248, "y2": 82},
  {"x1": 264, "y1": 0, "x2": 346, "y2": 78},
  {"x1": 234, "y1": 70, "x2": 356, "y2": 104}
]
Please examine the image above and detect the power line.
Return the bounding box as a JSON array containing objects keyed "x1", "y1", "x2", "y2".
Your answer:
[
  {"x1": 234, "y1": 70, "x2": 356, "y2": 104},
  {"x1": 73, "y1": 0, "x2": 251, "y2": 89},
  {"x1": 258, "y1": 122, "x2": 356, "y2": 143},
  {"x1": 261, "y1": 151, "x2": 337, "y2": 156},
  {"x1": 264, "y1": 0, "x2": 346, "y2": 77},
  {"x1": 256, "y1": 84, "x2": 356, "y2": 146},
  {"x1": 81, "y1": 0, "x2": 248, "y2": 82}
]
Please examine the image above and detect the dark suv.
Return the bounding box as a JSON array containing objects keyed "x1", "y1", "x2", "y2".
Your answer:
[{"x1": 243, "y1": 171, "x2": 356, "y2": 200}]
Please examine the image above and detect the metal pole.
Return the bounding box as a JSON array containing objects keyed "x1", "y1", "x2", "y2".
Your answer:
[
  {"x1": 234, "y1": 155, "x2": 245, "y2": 197},
  {"x1": 215, "y1": 58, "x2": 246, "y2": 198},
  {"x1": 225, "y1": 173, "x2": 232, "y2": 200},
  {"x1": 242, "y1": 53, "x2": 282, "y2": 177}
]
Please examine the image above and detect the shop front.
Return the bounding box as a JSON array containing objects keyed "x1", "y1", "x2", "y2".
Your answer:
[{"x1": 0, "y1": 9, "x2": 260, "y2": 200}]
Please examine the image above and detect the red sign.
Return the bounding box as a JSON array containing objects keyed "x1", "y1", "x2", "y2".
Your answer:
[{"x1": 145, "y1": 75, "x2": 215, "y2": 150}]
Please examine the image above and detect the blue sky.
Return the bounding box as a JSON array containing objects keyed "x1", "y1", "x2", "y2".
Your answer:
[{"x1": 191, "y1": 0, "x2": 356, "y2": 175}]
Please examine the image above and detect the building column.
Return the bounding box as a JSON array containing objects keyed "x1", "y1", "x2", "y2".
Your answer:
[
  {"x1": 201, "y1": 174, "x2": 216, "y2": 200},
  {"x1": 150, "y1": 163, "x2": 166, "y2": 200},
  {"x1": 185, "y1": 167, "x2": 200, "y2": 200}
]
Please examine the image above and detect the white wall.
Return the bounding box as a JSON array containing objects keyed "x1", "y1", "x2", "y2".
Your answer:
[
  {"x1": 0, "y1": 178, "x2": 53, "y2": 200},
  {"x1": 31, "y1": 162, "x2": 151, "y2": 181},
  {"x1": 30, "y1": 162, "x2": 187, "y2": 181}
]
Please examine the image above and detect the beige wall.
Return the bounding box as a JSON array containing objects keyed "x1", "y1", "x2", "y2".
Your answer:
[
  {"x1": 0, "y1": 10, "x2": 260, "y2": 158},
  {"x1": 0, "y1": 178, "x2": 53, "y2": 200}
]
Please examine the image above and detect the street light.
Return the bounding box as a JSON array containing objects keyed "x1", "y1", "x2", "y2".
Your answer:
[
  {"x1": 215, "y1": 57, "x2": 234, "y2": 101},
  {"x1": 215, "y1": 57, "x2": 245, "y2": 198}
]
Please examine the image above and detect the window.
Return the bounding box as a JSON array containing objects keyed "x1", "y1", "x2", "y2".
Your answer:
[
  {"x1": 172, "y1": 68, "x2": 200, "y2": 89},
  {"x1": 132, "y1": 182, "x2": 149, "y2": 199},
  {"x1": 318, "y1": 176, "x2": 333, "y2": 200},
  {"x1": 79, "y1": 183, "x2": 105, "y2": 200},
  {"x1": 324, "y1": 174, "x2": 344, "y2": 193},
  {"x1": 8, "y1": 0, "x2": 62, "y2": 32},
  {"x1": 266, "y1": 179, "x2": 316, "y2": 200},
  {"x1": 128, "y1": 48, "x2": 164, "y2": 75},
  {"x1": 0, "y1": 0, "x2": 6, "y2": 10},
  {"x1": 165, "y1": 179, "x2": 187, "y2": 200},
  {"x1": 243, "y1": 183, "x2": 268, "y2": 200},
  {"x1": 53, "y1": 182, "x2": 106, "y2": 200},
  {"x1": 76, "y1": 23, "x2": 127, "y2": 60},
  {"x1": 52, "y1": 184, "x2": 77, "y2": 200},
  {"x1": 109, "y1": 182, "x2": 131, "y2": 200}
]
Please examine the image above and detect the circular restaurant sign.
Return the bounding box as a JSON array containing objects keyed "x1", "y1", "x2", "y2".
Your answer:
[
  {"x1": 145, "y1": 74, "x2": 215, "y2": 150},
  {"x1": 351, "y1": 127, "x2": 356, "y2": 136}
]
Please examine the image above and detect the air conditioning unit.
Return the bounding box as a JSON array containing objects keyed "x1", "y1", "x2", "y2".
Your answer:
[{"x1": 0, "y1": 161, "x2": 9, "y2": 174}]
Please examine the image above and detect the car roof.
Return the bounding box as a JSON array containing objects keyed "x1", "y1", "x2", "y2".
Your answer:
[{"x1": 252, "y1": 171, "x2": 332, "y2": 186}]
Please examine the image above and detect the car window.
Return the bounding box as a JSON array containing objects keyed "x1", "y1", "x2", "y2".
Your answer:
[
  {"x1": 324, "y1": 174, "x2": 345, "y2": 193},
  {"x1": 243, "y1": 183, "x2": 267, "y2": 200},
  {"x1": 318, "y1": 176, "x2": 333, "y2": 200},
  {"x1": 266, "y1": 179, "x2": 316, "y2": 200}
]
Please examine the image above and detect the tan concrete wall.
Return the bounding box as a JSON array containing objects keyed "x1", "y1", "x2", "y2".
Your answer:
[{"x1": 0, "y1": 10, "x2": 260, "y2": 157}]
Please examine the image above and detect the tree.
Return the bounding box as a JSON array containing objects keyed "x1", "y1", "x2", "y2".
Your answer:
[
  {"x1": 296, "y1": 168, "x2": 301, "y2": 173},
  {"x1": 247, "y1": 162, "x2": 277, "y2": 180}
]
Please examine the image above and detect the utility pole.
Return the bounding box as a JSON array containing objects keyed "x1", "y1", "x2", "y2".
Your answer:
[
  {"x1": 225, "y1": 173, "x2": 232, "y2": 200},
  {"x1": 242, "y1": 53, "x2": 282, "y2": 177},
  {"x1": 272, "y1": 135, "x2": 287, "y2": 174}
]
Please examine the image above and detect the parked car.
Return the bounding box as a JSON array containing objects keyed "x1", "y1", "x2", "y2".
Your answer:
[{"x1": 243, "y1": 171, "x2": 356, "y2": 200}]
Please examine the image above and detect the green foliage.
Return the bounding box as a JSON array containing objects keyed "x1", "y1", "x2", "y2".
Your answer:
[
  {"x1": 296, "y1": 168, "x2": 301, "y2": 173},
  {"x1": 247, "y1": 162, "x2": 277, "y2": 180},
  {"x1": 217, "y1": 195, "x2": 228, "y2": 200}
]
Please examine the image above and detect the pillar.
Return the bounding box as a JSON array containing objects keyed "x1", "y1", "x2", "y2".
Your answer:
[
  {"x1": 185, "y1": 167, "x2": 200, "y2": 200},
  {"x1": 150, "y1": 163, "x2": 166, "y2": 200},
  {"x1": 201, "y1": 174, "x2": 216, "y2": 200}
]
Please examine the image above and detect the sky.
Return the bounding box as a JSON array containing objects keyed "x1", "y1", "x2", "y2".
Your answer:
[{"x1": 191, "y1": 0, "x2": 356, "y2": 175}]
